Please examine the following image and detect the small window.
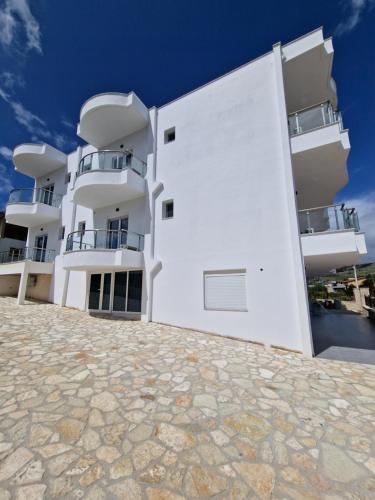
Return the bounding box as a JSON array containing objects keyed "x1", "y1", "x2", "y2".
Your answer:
[
  {"x1": 204, "y1": 270, "x2": 247, "y2": 311},
  {"x1": 162, "y1": 200, "x2": 174, "y2": 219},
  {"x1": 65, "y1": 172, "x2": 71, "y2": 184},
  {"x1": 58, "y1": 226, "x2": 65, "y2": 240},
  {"x1": 164, "y1": 127, "x2": 175, "y2": 144}
]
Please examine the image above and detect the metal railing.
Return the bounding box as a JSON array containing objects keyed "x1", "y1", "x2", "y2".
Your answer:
[
  {"x1": 77, "y1": 150, "x2": 147, "y2": 178},
  {"x1": 365, "y1": 295, "x2": 375, "y2": 309},
  {"x1": 8, "y1": 188, "x2": 62, "y2": 207},
  {"x1": 0, "y1": 246, "x2": 55, "y2": 264},
  {"x1": 65, "y1": 229, "x2": 144, "y2": 252},
  {"x1": 298, "y1": 204, "x2": 360, "y2": 234},
  {"x1": 288, "y1": 101, "x2": 343, "y2": 136}
]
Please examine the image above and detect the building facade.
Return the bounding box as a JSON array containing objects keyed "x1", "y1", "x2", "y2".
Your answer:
[{"x1": 0, "y1": 29, "x2": 367, "y2": 356}]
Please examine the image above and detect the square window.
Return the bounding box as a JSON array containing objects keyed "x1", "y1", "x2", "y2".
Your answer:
[
  {"x1": 164, "y1": 127, "x2": 175, "y2": 144},
  {"x1": 162, "y1": 200, "x2": 174, "y2": 219}
]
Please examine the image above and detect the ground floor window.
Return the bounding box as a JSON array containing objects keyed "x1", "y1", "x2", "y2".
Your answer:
[{"x1": 88, "y1": 270, "x2": 142, "y2": 313}]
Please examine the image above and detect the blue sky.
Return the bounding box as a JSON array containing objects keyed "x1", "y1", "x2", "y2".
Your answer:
[{"x1": 0, "y1": 0, "x2": 374, "y2": 259}]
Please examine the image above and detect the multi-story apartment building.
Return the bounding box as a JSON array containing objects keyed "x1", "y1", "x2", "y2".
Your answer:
[{"x1": 0, "y1": 28, "x2": 367, "y2": 356}]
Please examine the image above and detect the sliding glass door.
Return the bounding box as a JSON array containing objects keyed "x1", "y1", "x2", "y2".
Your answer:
[{"x1": 88, "y1": 271, "x2": 142, "y2": 313}]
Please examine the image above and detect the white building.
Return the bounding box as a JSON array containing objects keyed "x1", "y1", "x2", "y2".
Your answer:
[{"x1": 0, "y1": 28, "x2": 367, "y2": 356}]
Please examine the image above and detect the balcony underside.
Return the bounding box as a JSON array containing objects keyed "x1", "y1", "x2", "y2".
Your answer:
[
  {"x1": 77, "y1": 93, "x2": 149, "y2": 148},
  {"x1": 6, "y1": 203, "x2": 60, "y2": 228},
  {"x1": 73, "y1": 169, "x2": 146, "y2": 209},
  {"x1": 282, "y1": 28, "x2": 336, "y2": 113},
  {"x1": 0, "y1": 260, "x2": 53, "y2": 276},
  {"x1": 63, "y1": 249, "x2": 143, "y2": 271},
  {"x1": 13, "y1": 143, "x2": 66, "y2": 178},
  {"x1": 292, "y1": 125, "x2": 350, "y2": 209},
  {"x1": 301, "y1": 231, "x2": 367, "y2": 277}
]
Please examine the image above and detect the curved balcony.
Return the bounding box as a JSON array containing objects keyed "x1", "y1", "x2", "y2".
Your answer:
[
  {"x1": 13, "y1": 143, "x2": 66, "y2": 178},
  {"x1": 73, "y1": 150, "x2": 146, "y2": 209},
  {"x1": 77, "y1": 92, "x2": 149, "y2": 148},
  {"x1": 299, "y1": 204, "x2": 367, "y2": 277},
  {"x1": 5, "y1": 188, "x2": 62, "y2": 228},
  {"x1": 63, "y1": 229, "x2": 144, "y2": 271}
]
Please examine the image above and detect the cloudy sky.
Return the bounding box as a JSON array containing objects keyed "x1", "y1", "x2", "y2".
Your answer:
[{"x1": 0, "y1": 0, "x2": 374, "y2": 260}]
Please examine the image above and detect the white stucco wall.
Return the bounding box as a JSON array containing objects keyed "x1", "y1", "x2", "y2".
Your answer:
[{"x1": 151, "y1": 51, "x2": 310, "y2": 352}]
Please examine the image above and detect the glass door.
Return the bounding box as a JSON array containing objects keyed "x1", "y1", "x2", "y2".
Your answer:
[
  {"x1": 88, "y1": 274, "x2": 101, "y2": 310},
  {"x1": 107, "y1": 217, "x2": 128, "y2": 249},
  {"x1": 88, "y1": 271, "x2": 142, "y2": 313},
  {"x1": 42, "y1": 184, "x2": 54, "y2": 205},
  {"x1": 34, "y1": 234, "x2": 48, "y2": 262},
  {"x1": 88, "y1": 273, "x2": 112, "y2": 311}
]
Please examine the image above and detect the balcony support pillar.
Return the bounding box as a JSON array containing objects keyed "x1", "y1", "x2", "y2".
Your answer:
[{"x1": 17, "y1": 263, "x2": 29, "y2": 305}]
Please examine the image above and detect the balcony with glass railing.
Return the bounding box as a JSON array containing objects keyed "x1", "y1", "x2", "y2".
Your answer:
[
  {"x1": 73, "y1": 150, "x2": 147, "y2": 209},
  {"x1": 63, "y1": 229, "x2": 144, "y2": 271},
  {"x1": 288, "y1": 101, "x2": 343, "y2": 137},
  {"x1": 298, "y1": 204, "x2": 359, "y2": 235},
  {"x1": 77, "y1": 150, "x2": 147, "y2": 178},
  {"x1": 0, "y1": 246, "x2": 55, "y2": 265},
  {"x1": 299, "y1": 203, "x2": 366, "y2": 277},
  {"x1": 5, "y1": 188, "x2": 62, "y2": 227}
]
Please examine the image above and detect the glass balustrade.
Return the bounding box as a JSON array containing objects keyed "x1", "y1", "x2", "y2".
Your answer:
[
  {"x1": 0, "y1": 247, "x2": 55, "y2": 264},
  {"x1": 288, "y1": 102, "x2": 343, "y2": 136},
  {"x1": 8, "y1": 188, "x2": 62, "y2": 207},
  {"x1": 66, "y1": 229, "x2": 144, "y2": 253},
  {"x1": 298, "y1": 204, "x2": 360, "y2": 235},
  {"x1": 77, "y1": 150, "x2": 147, "y2": 178}
]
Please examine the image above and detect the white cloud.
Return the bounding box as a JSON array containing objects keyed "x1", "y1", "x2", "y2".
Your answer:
[
  {"x1": 61, "y1": 117, "x2": 75, "y2": 129},
  {"x1": 0, "y1": 163, "x2": 14, "y2": 206},
  {"x1": 0, "y1": 71, "x2": 25, "y2": 90},
  {"x1": 0, "y1": 86, "x2": 77, "y2": 152},
  {"x1": 0, "y1": 146, "x2": 13, "y2": 160},
  {"x1": 340, "y1": 191, "x2": 375, "y2": 262},
  {"x1": 335, "y1": 0, "x2": 375, "y2": 36},
  {"x1": 0, "y1": 0, "x2": 42, "y2": 53}
]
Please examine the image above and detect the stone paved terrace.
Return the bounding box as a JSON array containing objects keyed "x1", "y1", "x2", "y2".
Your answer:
[{"x1": 0, "y1": 297, "x2": 374, "y2": 499}]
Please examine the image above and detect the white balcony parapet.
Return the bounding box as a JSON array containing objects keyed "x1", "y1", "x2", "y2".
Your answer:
[
  {"x1": 5, "y1": 188, "x2": 62, "y2": 228},
  {"x1": 13, "y1": 143, "x2": 66, "y2": 178},
  {"x1": 63, "y1": 229, "x2": 144, "y2": 271},
  {"x1": 73, "y1": 150, "x2": 146, "y2": 209},
  {"x1": 299, "y1": 204, "x2": 366, "y2": 277},
  {"x1": 77, "y1": 92, "x2": 149, "y2": 148},
  {"x1": 282, "y1": 28, "x2": 337, "y2": 113}
]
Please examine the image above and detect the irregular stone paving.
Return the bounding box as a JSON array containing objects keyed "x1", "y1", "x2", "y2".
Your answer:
[{"x1": 0, "y1": 297, "x2": 374, "y2": 499}]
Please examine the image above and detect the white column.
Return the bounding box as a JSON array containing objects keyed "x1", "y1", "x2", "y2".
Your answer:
[{"x1": 17, "y1": 264, "x2": 29, "y2": 305}]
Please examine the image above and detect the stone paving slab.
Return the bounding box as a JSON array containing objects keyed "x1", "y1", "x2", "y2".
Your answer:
[{"x1": 0, "y1": 296, "x2": 374, "y2": 499}]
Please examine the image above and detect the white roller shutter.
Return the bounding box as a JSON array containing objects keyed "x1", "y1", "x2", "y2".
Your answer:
[{"x1": 204, "y1": 271, "x2": 247, "y2": 311}]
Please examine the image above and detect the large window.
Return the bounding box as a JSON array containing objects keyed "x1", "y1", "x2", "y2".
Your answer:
[
  {"x1": 204, "y1": 270, "x2": 247, "y2": 312},
  {"x1": 89, "y1": 271, "x2": 142, "y2": 313}
]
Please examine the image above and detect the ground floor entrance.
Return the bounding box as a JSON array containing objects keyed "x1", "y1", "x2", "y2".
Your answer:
[{"x1": 88, "y1": 270, "x2": 142, "y2": 314}]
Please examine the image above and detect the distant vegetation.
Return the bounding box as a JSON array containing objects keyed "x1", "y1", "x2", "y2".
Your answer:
[{"x1": 310, "y1": 262, "x2": 375, "y2": 284}]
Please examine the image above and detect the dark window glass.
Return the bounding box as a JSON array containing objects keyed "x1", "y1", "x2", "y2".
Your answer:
[
  {"x1": 164, "y1": 201, "x2": 174, "y2": 219},
  {"x1": 127, "y1": 271, "x2": 142, "y2": 312},
  {"x1": 164, "y1": 127, "x2": 175, "y2": 143},
  {"x1": 65, "y1": 173, "x2": 71, "y2": 184},
  {"x1": 59, "y1": 226, "x2": 65, "y2": 240},
  {"x1": 102, "y1": 273, "x2": 112, "y2": 310},
  {"x1": 89, "y1": 274, "x2": 101, "y2": 310},
  {"x1": 113, "y1": 272, "x2": 127, "y2": 311}
]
